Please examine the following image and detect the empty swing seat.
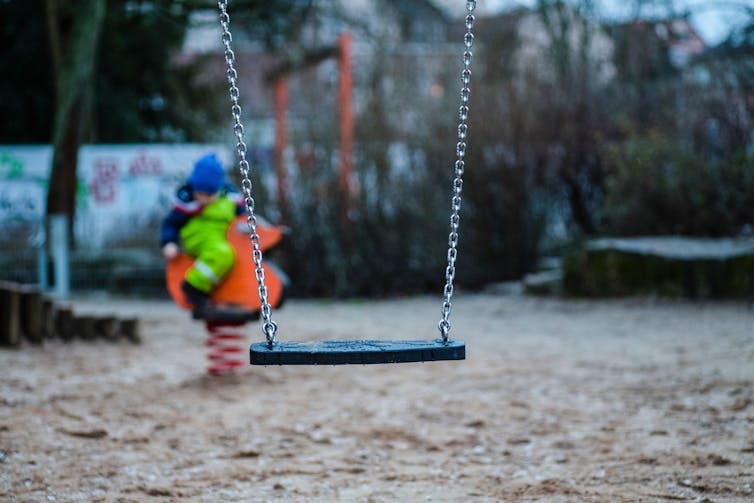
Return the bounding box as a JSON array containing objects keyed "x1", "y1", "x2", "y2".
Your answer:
[{"x1": 250, "y1": 339, "x2": 465, "y2": 365}]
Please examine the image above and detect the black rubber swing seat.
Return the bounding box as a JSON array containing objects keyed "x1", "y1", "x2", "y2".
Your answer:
[{"x1": 249, "y1": 339, "x2": 465, "y2": 365}]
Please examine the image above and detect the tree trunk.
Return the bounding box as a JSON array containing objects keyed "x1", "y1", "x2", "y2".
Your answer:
[{"x1": 45, "y1": 0, "x2": 106, "y2": 242}]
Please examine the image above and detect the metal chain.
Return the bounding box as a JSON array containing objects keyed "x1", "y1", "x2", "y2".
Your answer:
[
  {"x1": 217, "y1": 0, "x2": 473, "y2": 344},
  {"x1": 218, "y1": 0, "x2": 277, "y2": 345},
  {"x1": 439, "y1": 0, "x2": 476, "y2": 342}
]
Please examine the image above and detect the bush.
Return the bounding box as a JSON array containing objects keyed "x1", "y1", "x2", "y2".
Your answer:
[
  {"x1": 599, "y1": 131, "x2": 754, "y2": 236},
  {"x1": 271, "y1": 138, "x2": 553, "y2": 297}
]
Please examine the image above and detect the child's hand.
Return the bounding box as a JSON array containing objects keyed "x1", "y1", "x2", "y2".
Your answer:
[{"x1": 162, "y1": 242, "x2": 179, "y2": 260}]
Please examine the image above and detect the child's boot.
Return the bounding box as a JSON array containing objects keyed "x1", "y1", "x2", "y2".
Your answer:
[{"x1": 181, "y1": 280, "x2": 212, "y2": 319}]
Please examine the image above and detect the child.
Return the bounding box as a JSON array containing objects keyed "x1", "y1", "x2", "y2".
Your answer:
[{"x1": 161, "y1": 153, "x2": 246, "y2": 317}]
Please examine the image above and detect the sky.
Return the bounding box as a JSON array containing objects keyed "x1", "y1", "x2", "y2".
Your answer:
[{"x1": 435, "y1": 0, "x2": 754, "y2": 45}]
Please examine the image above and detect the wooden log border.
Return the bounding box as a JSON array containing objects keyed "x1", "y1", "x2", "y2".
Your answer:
[{"x1": 0, "y1": 282, "x2": 141, "y2": 346}]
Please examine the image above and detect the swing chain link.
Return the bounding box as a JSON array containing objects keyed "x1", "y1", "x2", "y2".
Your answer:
[
  {"x1": 218, "y1": 0, "x2": 277, "y2": 345},
  {"x1": 439, "y1": 0, "x2": 476, "y2": 342}
]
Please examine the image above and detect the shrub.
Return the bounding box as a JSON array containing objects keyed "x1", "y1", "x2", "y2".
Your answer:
[{"x1": 599, "y1": 131, "x2": 754, "y2": 236}]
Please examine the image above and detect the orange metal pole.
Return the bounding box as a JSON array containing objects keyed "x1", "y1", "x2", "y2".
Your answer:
[
  {"x1": 273, "y1": 78, "x2": 289, "y2": 222},
  {"x1": 338, "y1": 33, "x2": 354, "y2": 214}
]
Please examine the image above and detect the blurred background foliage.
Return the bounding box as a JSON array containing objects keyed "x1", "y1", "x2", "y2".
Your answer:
[
  {"x1": 600, "y1": 130, "x2": 754, "y2": 237},
  {"x1": 0, "y1": 0, "x2": 312, "y2": 144},
  {"x1": 1, "y1": 0, "x2": 753, "y2": 297}
]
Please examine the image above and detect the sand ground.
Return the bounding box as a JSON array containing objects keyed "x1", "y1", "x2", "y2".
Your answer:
[{"x1": 1, "y1": 293, "x2": 753, "y2": 502}]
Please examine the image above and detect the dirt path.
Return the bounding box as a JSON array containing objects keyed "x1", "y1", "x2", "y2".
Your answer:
[{"x1": 1, "y1": 294, "x2": 753, "y2": 502}]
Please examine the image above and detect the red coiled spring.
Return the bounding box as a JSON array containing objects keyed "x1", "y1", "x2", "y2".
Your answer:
[{"x1": 205, "y1": 321, "x2": 246, "y2": 376}]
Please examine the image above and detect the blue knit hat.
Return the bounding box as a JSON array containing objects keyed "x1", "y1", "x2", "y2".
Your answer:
[{"x1": 189, "y1": 153, "x2": 225, "y2": 194}]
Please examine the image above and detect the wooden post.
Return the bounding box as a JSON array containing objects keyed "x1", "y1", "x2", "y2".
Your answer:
[
  {"x1": 119, "y1": 318, "x2": 140, "y2": 344},
  {"x1": 95, "y1": 316, "x2": 119, "y2": 341},
  {"x1": 19, "y1": 285, "x2": 44, "y2": 344},
  {"x1": 0, "y1": 282, "x2": 21, "y2": 347},
  {"x1": 55, "y1": 306, "x2": 74, "y2": 340},
  {"x1": 41, "y1": 299, "x2": 56, "y2": 339},
  {"x1": 73, "y1": 315, "x2": 97, "y2": 340}
]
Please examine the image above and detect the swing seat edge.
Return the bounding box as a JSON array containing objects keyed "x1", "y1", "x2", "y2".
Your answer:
[{"x1": 249, "y1": 339, "x2": 465, "y2": 365}]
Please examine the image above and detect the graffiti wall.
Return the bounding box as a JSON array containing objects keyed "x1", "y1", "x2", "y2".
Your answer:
[
  {"x1": 0, "y1": 146, "x2": 52, "y2": 230},
  {"x1": 0, "y1": 144, "x2": 231, "y2": 250}
]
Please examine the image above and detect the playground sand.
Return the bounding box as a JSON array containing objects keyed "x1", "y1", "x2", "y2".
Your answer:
[{"x1": 1, "y1": 294, "x2": 753, "y2": 502}]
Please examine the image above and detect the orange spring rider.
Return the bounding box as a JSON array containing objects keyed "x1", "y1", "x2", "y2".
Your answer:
[{"x1": 165, "y1": 216, "x2": 286, "y2": 375}]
